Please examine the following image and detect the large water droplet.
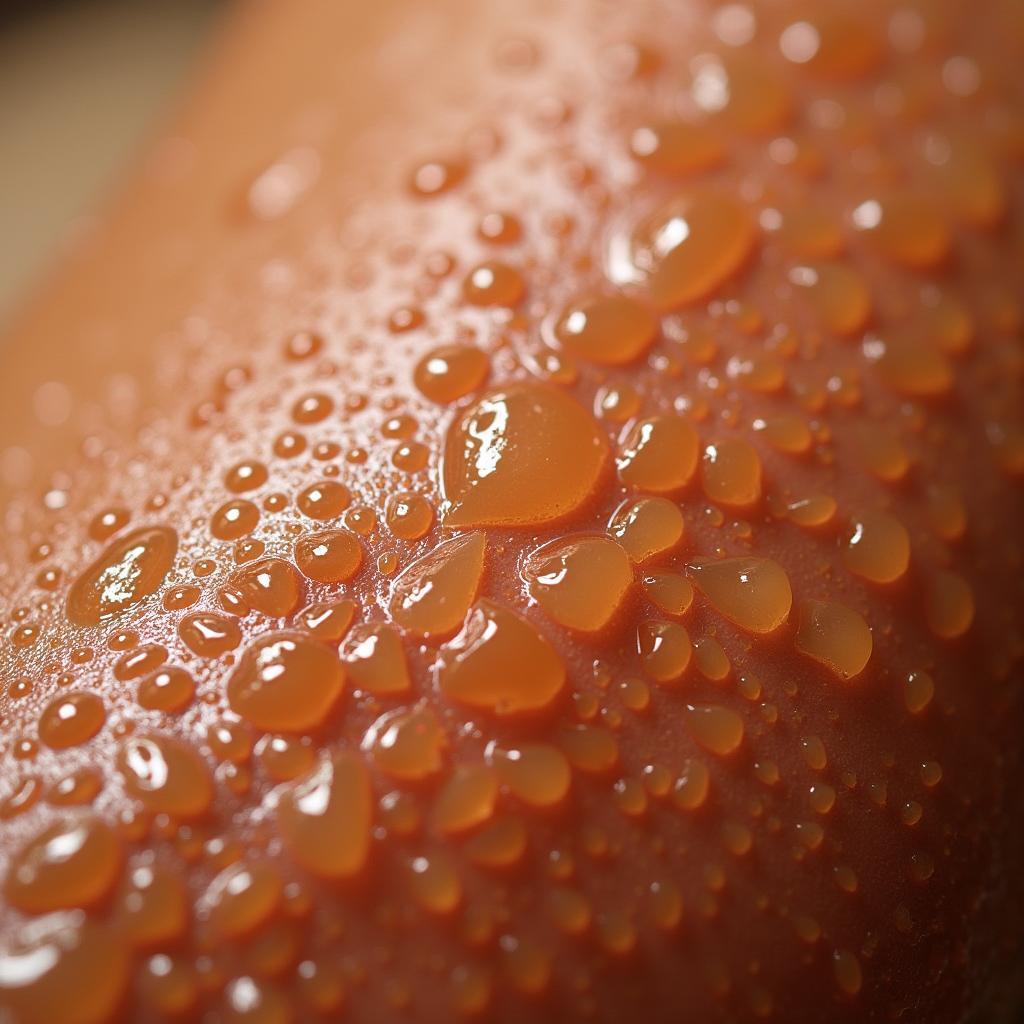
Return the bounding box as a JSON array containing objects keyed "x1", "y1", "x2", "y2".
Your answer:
[
  {"x1": 67, "y1": 527, "x2": 178, "y2": 626},
  {"x1": 5, "y1": 818, "x2": 122, "y2": 914},
  {"x1": 609, "y1": 191, "x2": 757, "y2": 310},
  {"x1": 688, "y1": 557, "x2": 792, "y2": 634},
  {"x1": 438, "y1": 600, "x2": 566, "y2": 716},
  {"x1": 389, "y1": 532, "x2": 486, "y2": 640},
  {"x1": 442, "y1": 384, "x2": 608, "y2": 528},
  {"x1": 523, "y1": 535, "x2": 633, "y2": 633},
  {"x1": 228, "y1": 633, "x2": 345, "y2": 733},
  {"x1": 276, "y1": 751, "x2": 372, "y2": 880}
]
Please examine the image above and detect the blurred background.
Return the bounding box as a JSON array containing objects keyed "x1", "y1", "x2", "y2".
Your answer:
[{"x1": 0, "y1": 0, "x2": 225, "y2": 325}]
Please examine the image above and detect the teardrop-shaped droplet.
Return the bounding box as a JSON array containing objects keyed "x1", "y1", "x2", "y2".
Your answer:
[
  {"x1": 523, "y1": 535, "x2": 633, "y2": 633},
  {"x1": 227, "y1": 558, "x2": 305, "y2": 616},
  {"x1": 389, "y1": 532, "x2": 486, "y2": 641},
  {"x1": 439, "y1": 600, "x2": 566, "y2": 716},
  {"x1": 118, "y1": 734, "x2": 213, "y2": 819},
  {"x1": 441, "y1": 384, "x2": 608, "y2": 528},
  {"x1": 795, "y1": 599, "x2": 872, "y2": 679},
  {"x1": 5, "y1": 817, "x2": 122, "y2": 914},
  {"x1": 609, "y1": 191, "x2": 757, "y2": 310},
  {"x1": 67, "y1": 527, "x2": 178, "y2": 626},
  {"x1": 688, "y1": 557, "x2": 792, "y2": 634},
  {"x1": 276, "y1": 751, "x2": 372, "y2": 880}
]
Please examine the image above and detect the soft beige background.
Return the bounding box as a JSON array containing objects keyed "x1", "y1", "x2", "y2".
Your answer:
[{"x1": 0, "y1": 0, "x2": 223, "y2": 326}]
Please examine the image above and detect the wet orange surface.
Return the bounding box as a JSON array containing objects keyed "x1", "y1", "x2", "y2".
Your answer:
[{"x1": 0, "y1": 0, "x2": 1023, "y2": 1021}]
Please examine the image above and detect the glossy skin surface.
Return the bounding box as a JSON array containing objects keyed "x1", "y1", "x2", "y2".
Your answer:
[{"x1": 1, "y1": 1, "x2": 1023, "y2": 1021}]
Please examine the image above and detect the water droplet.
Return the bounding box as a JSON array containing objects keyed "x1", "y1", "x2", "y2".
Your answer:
[
  {"x1": 547, "y1": 885, "x2": 592, "y2": 936},
  {"x1": 629, "y1": 120, "x2": 724, "y2": 175},
  {"x1": 203, "y1": 861, "x2": 281, "y2": 940},
  {"x1": 228, "y1": 558, "x2": 304, "y2": 615},
  {"x1": 701, "y1": 438, "x2": 763, "y2": 507},
  {"x1": 785, "y1": 494, "x2": 837, "y2": 529},
  {"x1": 609, "y1": 191, "x2": 757, "y2": 310},
  {"x1": 210, "y1": 500, "x2": 260, "y2": 541},
  {"x1": 163, "y1": 585, "x2": 201, "y2": 612},
  {"x1": 643, "y1": 571, "x2": 694, "y2": 617},
  {"x1": 178, "y1": 613, "x2": 242, "y2": 658},
  {"x1": 38, "y1": 692, "x2": 106, "y2": 749},
  {"x1": 296, "y1": 600, "x2": 355, "y2": 643},
  {"x1": 5, "y1": 817, "x2": 122, "y2": 913},
  {"x1": 407, "y1": 853, "x2": 462, "y2": 915},
  {"x1": 385, "y1": 493, "x2": 435, "y2": 540},
  {"x1": 523, "y1": 535, "x2": 632, "y2": 633},
  {"x1": 637, "y1": 620, "x2": 692, "y2": 683},
  {"x1": 866, "y1": 333, "x2": 953, "y2": 397},
  {"x1": 694, "y1": 635, "x2": 730, "y2": 680},
  {"x1": 685, "y1": 704, "x2": 744, "y2": 756},
  {"x1": 135, "y1": 667, "x2": 195, "y2": 714},
  {"x1": 296, "y1": 481, "x2": 351, "y2": 520},
  {"x1": 414, "y1": 345, "x2": 490, "y2": 404},
  {"x1": 0, "y1": 916, "x2": 129, "y2": 1024},
  {"x1": 67, "y1": 527, "x2": 178, "y2": 626},
  {"x1": 118, "y1": 734, "x2": 213, "y2": 818},
  {"x1": 767, "y1": 205, "x2": 844, "y2": 259},
  {"x1": 795, "y1": 600, "x2": 872, "y2": 679},
  {"x1": 0, "y1": 777, "x2": 41, "y2": 819},
  {"x1": 113, "y1": 644, "x2": 167, "y2": 681},
  {"x1": 477, "y1": 210, "x2": 523, "y2": 244},
  {"x1": 116, "y1": 863, "x2": 188, "y2": 948},
  {"x1": 698, "y1": 54, "x2": 794, "y2": 136},
  {"x1": 560, "y1": 724, "x2": 619, "y2": 774},
  {"x1": 617, "y1": 416, "x2": 699, "y2": 492},
  {"x1": 88, "y1": 507, "x2": 130, "y2": 541},
  {"x1": 462, "y1": 262, "x2": 525, "y2": 307},
  {"x1": 385, "y1": 531, "x2": 487, "y2": 641},
  {"x1": 688, "y1": 557, "x2": 792, "y2": 634},
  {"x1": 810, "y1": 783, "x2": 837, "y2": 814},
  {"x1": 293, "y1": 530, "x2": 363, "y2": 583},
  {"x1": 844, "y1": 513, "x2": 911, "y2": 584},
  {"x1": 853, "y1": 195, "x2": 950, "y2": 269},
  {"x1": 441, "y1": 384, "x2": 607, "y2": 528},
  {"x1": 552, "y1": 294, "x2": 657, "y2": 365},
  {"x1": 343, "y1": 623, "x2": 411, "y2": 695},
  {"x1": 291, "y1": 391, "x2": 334, "y2": 425},
  {"x1": 488, "y1": 742, "x2": 571, "y2": 808},
  {"x1": 47, "y1": 768, "x2": 103, "y2": 808},
  {"x1": 608, "y1": 496, "x2": 684, "y2": 563},
  {"x1": 439, "y1": 600, "x2": 566, "y2": 716},
  {"x1": 138, "y1": 954, "x2": 198, "y2": 1017},
  {"x1": 789, "y1": 262, "x2": 871, "y2": 336},
  {"x1": 855, "y1": 423, "x2": 909, "y2": 481},
  {"x1": 282, "y1": 330, "x2": 323, "y2": 361},
  {"x1": 832, "y1": 948, "x2": 863, "y2": 996},
  {"x1": 229, "y1": 633, "x2": 345, "y2": 733},
  {"x1": 363, "y1": 704, "x2": 446, "y2": 781},
  {"x1": 904, "y1": 670, "x2": 935, "y2": 714},
  {"x1": 647, "y1": 878, "x2": 684, "y2": 931},
  {"x1": 277, "y1": 751, "x2": 372, "y2": 879},
  {"x1": 431, "y1": 764, "x2": 498, "y2": 835},
  {"x1": 224, "y1": 461, "x2": 269, "y2": 494},
  {"x1": 801, "y1": 735, "x2": 828, "y2": 771},
  {"x1": 935, "y1": 136, "x2": 1006, "y2": 228},
  {"x1": 409, "y1": 158, "x2": 466, "y2": 198}
]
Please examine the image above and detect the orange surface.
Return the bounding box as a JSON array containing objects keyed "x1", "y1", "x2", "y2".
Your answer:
[{"x1": 1, "y1": 0, "x2": 1023, "y2": 1021}]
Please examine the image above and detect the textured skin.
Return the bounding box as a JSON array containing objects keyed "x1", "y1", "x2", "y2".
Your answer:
[{"x1": 0, "y1": 1, "x2": 1023, "y2": 1022}]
